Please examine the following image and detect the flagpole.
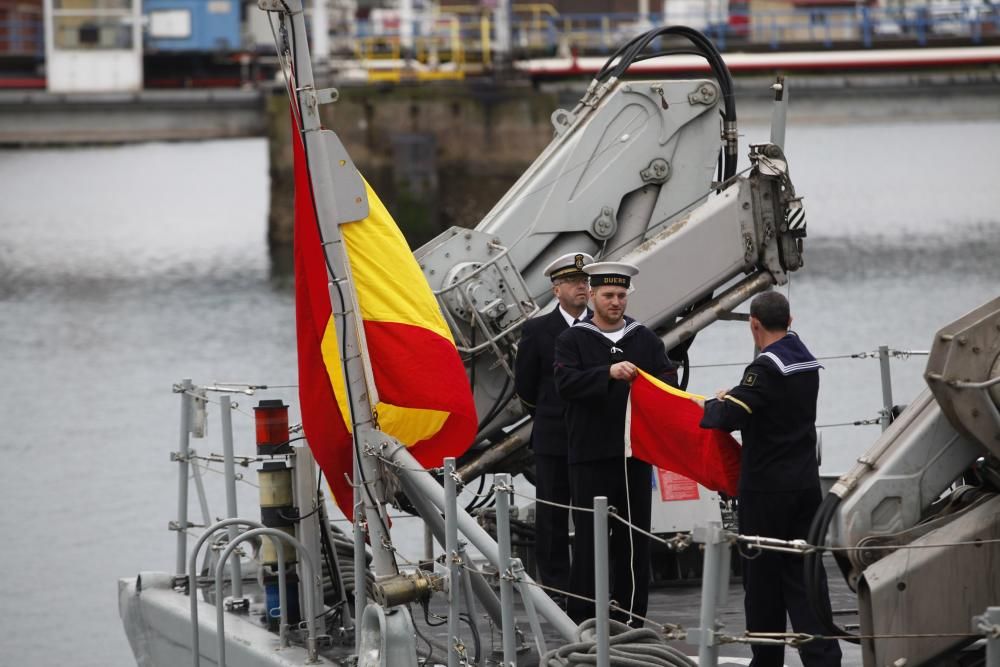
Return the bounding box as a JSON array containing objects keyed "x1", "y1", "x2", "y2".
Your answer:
[
  {"x1": 276, "y1": 0, "x2": 398, "y2": 578},
  {"x1": 269, "y1": 5, "x2": 577, "y2": 645}
]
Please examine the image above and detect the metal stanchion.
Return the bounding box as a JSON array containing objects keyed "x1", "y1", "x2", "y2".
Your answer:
[
  {"x1": 495, "y1": 474, "x2": 518, "y2": 666},
  {"x1": 175, "y1": 378, "x2": 193, "y2": 576},
  {"x1": 219, "y1": 395, "x2": 244, "y2": 604},
  {"x1": 594, "y1": 496, "x2": 611, "y2": 667},
  {"x1": 693, "y1": 521, "x2": 731, "y2": 667},
  {"x1": 445, "y1": 457, "x2": 461, "y2": 667},
  {"x1": 878, "y1": 344, "x2": 895, "y2": 432}
]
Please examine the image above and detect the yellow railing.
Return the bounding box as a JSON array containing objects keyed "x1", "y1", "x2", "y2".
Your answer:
[
  {"x1": 445, "y1": 3, "x2": 558, "y2": 19},
  {"x1": 354, "y1": 17, "x2": 476, "y2": 81}
]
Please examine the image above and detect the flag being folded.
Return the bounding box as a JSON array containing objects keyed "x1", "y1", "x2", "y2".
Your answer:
[
  {"x1": 625, "y1": 370, "x2": 741, "y2": 497},
  {"x1": 293, "y1": 119, "x2": 478, "y2": 519}
]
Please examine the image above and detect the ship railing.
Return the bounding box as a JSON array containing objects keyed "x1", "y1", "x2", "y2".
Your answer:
[
  {"x1": 168, "y1": 380, "x2": 328, "y2": 666},
  {"x1": 163, "y1": 338, "x2": 967, "y2": 667},
  {"x1": 485, "y1": 475, "x2": 1000, "y2": 667},
  {"x1": 691, "y1": 344, "x2": 932, "y2": 434},
  {"x1": 182, "y1": 517, "x2": 322, "y2": 667}
]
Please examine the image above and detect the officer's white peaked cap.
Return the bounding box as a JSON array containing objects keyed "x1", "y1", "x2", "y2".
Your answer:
[{"x1": 543, "y1": 252, "x2": 595, "y2": 281}]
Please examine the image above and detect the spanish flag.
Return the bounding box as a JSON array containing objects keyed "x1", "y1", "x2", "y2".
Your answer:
[
  {"x1": 293, "y1": 122, "x2": 478, "y2": 518},
  {"x1": 625, "y1": 370, "x2": 741, "y2": 497}
]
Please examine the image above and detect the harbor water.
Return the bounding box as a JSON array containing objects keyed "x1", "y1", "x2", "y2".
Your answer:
[{"x1": 1, "y1": 95, "x2": 999, "y2": 666}]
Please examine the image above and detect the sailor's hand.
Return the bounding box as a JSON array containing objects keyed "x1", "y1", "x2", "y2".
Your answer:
[
  {"x1": 715, "y1": 389, "x2": 728, "y2": 401},
  {"x1": 610, "y1": 361, "x2": 638, "y2": 382},
  {"x1": 690, "y1": 396, "x2": 705, "y2": 409}
]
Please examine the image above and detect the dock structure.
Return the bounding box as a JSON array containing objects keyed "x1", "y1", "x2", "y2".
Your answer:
[{"x1": 0, "y1": 88, "x2": 266, "y2": 145}]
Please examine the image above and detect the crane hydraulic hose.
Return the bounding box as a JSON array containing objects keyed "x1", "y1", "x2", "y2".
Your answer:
[
  {"x1": 804, "y1": 493, "x2": 860, "y2": 645},
  {"x1": 592, "y1": 26, "x2": 738, "y2": 181}
]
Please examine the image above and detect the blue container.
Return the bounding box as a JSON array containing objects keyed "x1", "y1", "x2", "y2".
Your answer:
[
  {"x1": 264, "y1": 573, "x2": 301, "y2": 630},
  {"x1": 144, "y1": 0, "x2": 242, "y2": 52}
]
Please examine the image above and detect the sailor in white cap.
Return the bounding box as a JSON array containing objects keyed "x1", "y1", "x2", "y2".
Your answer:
[
  {"x1": 514, "y1": 252, "x2": 593, "y2": 599},
  {"x1": 553, "y1": 260, "x2": 678, "y2": 625}
]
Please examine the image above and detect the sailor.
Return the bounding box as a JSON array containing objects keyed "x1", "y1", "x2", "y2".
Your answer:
[
  {"x1": 695, "y1": 291, "x2": 842, "y2": 667},
  {"x1": 553, "y1": 261, "x2": 677, "y2": 625},
  {"x1": 514, "y1": 251, "x2": 594, "y2": 598}
]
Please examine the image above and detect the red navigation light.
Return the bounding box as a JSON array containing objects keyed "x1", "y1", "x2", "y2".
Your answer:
[{"x1": 254, "y1": 399, "x2": 289, "y2": 454}]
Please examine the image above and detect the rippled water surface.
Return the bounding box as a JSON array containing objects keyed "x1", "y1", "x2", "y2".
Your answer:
[{"x1": 1, "y1": 97, "x2": 998, "y2": 666}]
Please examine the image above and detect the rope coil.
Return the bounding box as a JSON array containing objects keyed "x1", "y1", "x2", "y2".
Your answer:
[{"x1": 541, "y1": 619, "x2": 696, "y2": 667}]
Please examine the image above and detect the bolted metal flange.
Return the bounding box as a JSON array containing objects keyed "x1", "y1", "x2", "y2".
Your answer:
[
  {"x1": 640, "y1": 157, "x2": 671, "y2": 184},
  {"x1": 591, "y1": 206, "x2": 617, "y2": 239},
  {"x1": 688, "y1": 82, "x2": 719, "y2": 106}
]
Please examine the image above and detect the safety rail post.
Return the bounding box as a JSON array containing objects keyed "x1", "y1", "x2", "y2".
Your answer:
[
  {"x1": 215, "y1": 527, "x2": 320, "y2": 667},
  {"x1": 390, "y1": 441, "x2": 578, "y2": 641},
  {"x1": 878, "y1": 344, "x2": 894, "y2": 432},
  {"x1": 444, "y1": 457, "x2": 462, "y2": 667},
  {"x1": 594, "y1": 496, "x2": 611, "y2": 667},
  {"x1": 495, "y1": 474, "x2": 518, "y2": 666},
  {"x1": 187, "y1": 518, "x2": 264, "y2": 667},
  {"x1": 399, "y1": 471, "x2": 505, "y2": 627},
  {"x1": 219, "y1": 395, "x2": 245, "y2": 605},
  {"x1": 692, "y1": 521, "x2": 731, "y2": 667},
  {"x1": 175, "y1": 378, "x2": 194, "y2": 576}
]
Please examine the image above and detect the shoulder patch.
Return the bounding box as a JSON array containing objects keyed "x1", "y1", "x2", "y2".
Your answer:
[{"x1": 742, "y1": 371, "x2": 758, "y2": 387}]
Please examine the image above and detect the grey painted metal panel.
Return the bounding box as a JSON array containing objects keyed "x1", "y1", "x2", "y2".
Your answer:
[
  {"x1": 858, "y1": 495, "x2": 1000, "y2": 667},
  {"x1": 119, "y1": 573, "x2": 336, "y2": 666},
  {"x1": 829, "y1": 389, "x2": 983, "y2": 584},
  {"x1": 449, "y1": 79, "x2": 722, "y2": 303},
  {"x1": 621, "y1": 181, "x2": 755, "y2": 329}
]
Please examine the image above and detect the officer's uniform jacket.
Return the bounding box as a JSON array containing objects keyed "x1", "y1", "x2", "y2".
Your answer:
[
  {"x1": 700, "y1": 332, "x2": 822, "y2": 493},
  {"x1": 553, "y1": 316, "x2": 677, "y2": 464},
  {"x1": 514, "y1": 307, "x2": 588, "y2": 456}
]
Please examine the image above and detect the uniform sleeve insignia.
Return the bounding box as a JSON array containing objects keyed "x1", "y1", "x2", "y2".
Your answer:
[{"x1": 742, "y1": 372, "x2": 757, "y2": 387}]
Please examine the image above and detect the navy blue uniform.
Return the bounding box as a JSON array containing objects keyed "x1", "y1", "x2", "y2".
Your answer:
[
  {"x1": 514, "y1": 307, "x2": 585, "y2": 592},
  {"x1": 701, "y1": 332, "x2": 841, "y2": 667},
  {"x1": 554, "y1": 317, "x2": 676, "y2": 625}
]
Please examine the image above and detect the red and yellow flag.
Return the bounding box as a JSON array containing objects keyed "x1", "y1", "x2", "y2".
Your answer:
[
  {"x1": 625, "y1": 370, "x2": 741, "y2": 497},
  {"x1": 293, "y1": 122, "x2": 478, "y2": 518}
]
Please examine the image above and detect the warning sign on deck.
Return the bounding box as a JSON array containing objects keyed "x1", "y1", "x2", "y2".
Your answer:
[{"x1": 656, "y1": 468, "x2": 700, "y2": 502}]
